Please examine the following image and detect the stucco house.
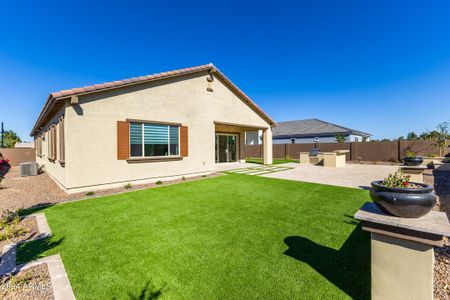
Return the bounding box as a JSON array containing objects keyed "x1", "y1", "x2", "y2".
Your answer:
[
  {"x1": 272, "y1": 119, "x2": 371, "y2": 144},
  {"x1": 31, "y1": 64, "x2": 274, "y2": 193}
]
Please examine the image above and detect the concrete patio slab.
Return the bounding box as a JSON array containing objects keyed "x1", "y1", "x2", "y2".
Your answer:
[{"x1": 262, "y1": 163, "x2": 399, "y2": 189}]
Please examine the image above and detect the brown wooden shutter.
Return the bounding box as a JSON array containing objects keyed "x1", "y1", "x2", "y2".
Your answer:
[
  {"x1": 180, "y1": 125, "x2": 188, "y2": 157},
  {"x1": 59, "y1": 117, "x2": 65, "y2": 163},
  {"x1": 117, "y1": 121, "x2": 130, "y2": 160}
]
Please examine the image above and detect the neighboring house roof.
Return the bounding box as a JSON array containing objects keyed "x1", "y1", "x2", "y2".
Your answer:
[
  {"x1": 30, "y1": 63, "x2": 275, "y2": 136},
  {"x1": 272, "y1": 119, "x2": 371, "y2": 139}
]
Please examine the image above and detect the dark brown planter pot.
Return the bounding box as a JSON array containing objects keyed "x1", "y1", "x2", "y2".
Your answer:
[{"x1": 370, "y1": 180, "x2": 436, "y2": 218}]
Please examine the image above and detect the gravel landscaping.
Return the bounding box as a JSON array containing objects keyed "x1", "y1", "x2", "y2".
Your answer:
[
  {"x1": 424, "y1": 169, "x2": 450, "y2": 300},
  {"x1": 0, "y1": 215, "x2": 39, "y2": 250},
  {"x1": 0, "y1": 264, "x2": 53, "y2": 300}
]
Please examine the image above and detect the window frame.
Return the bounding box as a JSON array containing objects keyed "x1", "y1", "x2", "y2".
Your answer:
[{"x1": 128, "y1": 121, "x2": 181, "y2": 159}]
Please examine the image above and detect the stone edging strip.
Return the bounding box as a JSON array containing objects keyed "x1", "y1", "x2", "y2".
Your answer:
[
  {"x1": 15, "y1": 254, "x2": 76, "y2": 300},
  {"x1": 0, "y1": 213, "x2": 76, "y2": 300}
]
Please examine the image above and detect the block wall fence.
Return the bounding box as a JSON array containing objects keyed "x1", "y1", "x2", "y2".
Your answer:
[
  {"x1": 245, "y1": 140, "x2": 450, "y2": 162},
  {"x1": 0, "y1": 148, "x2": 36, "y2": 166}
]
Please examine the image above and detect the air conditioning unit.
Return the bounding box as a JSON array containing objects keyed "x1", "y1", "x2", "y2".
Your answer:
[{"x1": 20, "y1": 162, "x2": 38, "y2": 177}]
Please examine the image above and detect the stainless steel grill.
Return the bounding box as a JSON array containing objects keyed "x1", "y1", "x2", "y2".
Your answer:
[{"x1": 310, "y1": 148, "x2": 320, "y2": 156}]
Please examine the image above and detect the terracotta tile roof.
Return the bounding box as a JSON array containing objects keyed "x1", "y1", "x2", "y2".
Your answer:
[{"x1": 31, "y1": 64, "x2": 275, "y2": 135}]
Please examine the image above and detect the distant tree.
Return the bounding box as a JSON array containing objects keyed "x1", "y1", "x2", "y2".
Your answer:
[
  {"x1": 1, "y1": 130, "x2": 21, "y2": 148},
  {"x1": 398, "y1": 136, "x2": 404, "y2": 140},
  {"x1": 380, "y1": 138, "x2": 391, "y2": 142},
  {"x1": 420, "y1": 130, "x2": 440, "y2": 141},
  {"x1": 335, "y1": 134, "x2": 346, "y2": 143},
  {"x1": 406, "y1": 132, "x2": 418, "y2": 140},
  {"x1": 436, "y1": 122, "x2": 449, "y2": 157}
]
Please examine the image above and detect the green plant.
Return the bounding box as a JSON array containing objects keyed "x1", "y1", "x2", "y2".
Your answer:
[
  {"x1": 124, "y1": 183, "x2": 133, "y2": 189},
  {"x1": 8, "y1": 270, "x2": 33, "y2": 285},
  {"x1": 201, "y1": 175, "x2": 207, "y2": 178},
  {"x1": 335, "y1": 134, "x2": 346, "y2": 143},
  {"x1": 436, "y1": 121, "x2": 449, "y2": 157},
  {"x1": 405, "y1": 150, "x2": 416, "y2": 158},
  {"x1": 181, "y1": 177, "x2": 186, "y2": 181},
  {"x1": 285, "y1": 154, "x2": 292, "y2": 160},
  {"x1": 383, "y1": 170, "x2": 410, "y2": 188},
  {"x1": 155, "y1": 181, "x2": 163, "y2": 185},
  {"x1": 0, "y1": 210, "x2": 29, "y2": 241},
  {"x1": 426, "y1": 153, "x2": 436, "y2": 158},
  {"x1": 86, "y1": 191, "x2": 95, "y2": 196},
  {"x1": 0, "y1": 210, "x2": 20, "y2": 229}
]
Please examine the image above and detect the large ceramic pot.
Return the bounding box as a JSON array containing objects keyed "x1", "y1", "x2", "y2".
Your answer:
[
  {"x1": 403, "y1": 156, "x2": 423, "y2": 166},
  {"x1": 370, "y1": 181, "x2": 436, "y2": 218}
]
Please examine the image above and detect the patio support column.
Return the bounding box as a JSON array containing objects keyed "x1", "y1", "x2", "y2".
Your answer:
[
  {"x1": 355, "y1": 202, "x2": 450, "y2": 300},
  {"x1": 263, "y1": 128, "x2": 273, "y2": 165}
]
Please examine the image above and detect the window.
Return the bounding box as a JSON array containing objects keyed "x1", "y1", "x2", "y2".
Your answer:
[
  {"x1": 130, "y1": 122, "x2": 179, "y2": 157},
  {"x1": 59, "y1": 116, "x2": 65, "y2": 164},
  {"x1": 36, "y1": 136, "x2": 43, "y2": 157},
  {"x1": 48, "y1": 125, "x2": 57, "y2": 161}
]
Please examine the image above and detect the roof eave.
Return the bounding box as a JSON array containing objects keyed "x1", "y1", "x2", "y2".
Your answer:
[{"x1": 30, "y1": 64, "x2": 275, "y2": 136}]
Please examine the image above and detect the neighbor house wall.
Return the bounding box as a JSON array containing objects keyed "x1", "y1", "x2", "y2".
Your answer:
[
  {"x1": 35, "y1": 104, "x2": 68, "y2": 188},
  {"x1": 273, "y1": 134, "x2": 368, "y2": 144},
  {"x1": 62, "y1": 71, "x2": 270, "y2": 192}
]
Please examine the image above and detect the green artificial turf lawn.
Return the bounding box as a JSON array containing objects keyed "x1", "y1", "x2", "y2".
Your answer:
[
  {"x1": 245, "y1": 157, "x2": 299, "y2": 165},
  {"x1": 17, "y1": 174, "x2": 371, "y2": 299}
]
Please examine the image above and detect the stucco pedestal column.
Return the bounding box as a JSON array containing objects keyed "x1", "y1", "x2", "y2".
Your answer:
[
  {"x1": 263, "y1": 128, "x2": 273, "y2": 165},
  {"x1": 399, "y1": 165, "x2": 427, "y2": 183},
  {"x1": 355, "y1": 202, "x2": 450, "y2": 300}
]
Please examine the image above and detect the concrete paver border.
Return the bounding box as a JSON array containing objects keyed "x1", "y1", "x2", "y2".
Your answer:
[{"x1": 0, "y1": 213, "x2": 76, "y2": 300}]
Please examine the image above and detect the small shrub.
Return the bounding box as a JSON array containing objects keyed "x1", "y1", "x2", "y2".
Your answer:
[
  {"x1": 0, "y1": 210, "x2": 29, "y2": 241},
  {"x1": 85, "y1": 191, "x2": 95, "y2": 196},
  {"x1": 124, "y1": 183, "x2": 133, "y2": 189},
  {"x1": 426, "y1": 153, "x2": 436, "y2": 158},
  {"x1": 0, "y1": 210, "x2": 20, "y2": 230},
  {"x1": 181, "y1": 176, "x2": 186, "y2": 181},
  {"x1": 155, "y1": 180, "x2": 163, "y2": 185},
  {"x1": 201, "y1": 175, "x2": 207, "y2": 178},
  {"x1": 8, "y1": 270, "x2": 33, "y2": 285}
]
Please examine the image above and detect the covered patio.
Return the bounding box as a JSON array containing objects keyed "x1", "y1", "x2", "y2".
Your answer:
[{"x1": 214, "y1": 122, "x2": 272, "y2": 165}]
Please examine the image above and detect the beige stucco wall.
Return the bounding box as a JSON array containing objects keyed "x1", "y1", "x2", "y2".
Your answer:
[
  {"x1": 36, "y1": 104, "x2": 68, "y2": 188},
  {"x1": 371, "y1": 233, "x2": 434, "y2": 300},
  {"x1": 55, "y1": 71, "x2": 271, "y2": 192}
]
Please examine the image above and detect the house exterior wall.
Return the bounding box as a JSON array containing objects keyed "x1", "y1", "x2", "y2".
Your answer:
[
  {"x1": 35, "y1": 104, "x2": 68, "y2": 188},
  {"x1": 44, "y1": 71, "x2": 270, "y2": 192}
]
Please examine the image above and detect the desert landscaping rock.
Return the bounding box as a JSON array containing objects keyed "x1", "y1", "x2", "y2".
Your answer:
[
  {"x1": 0, "y1": 263, "x2": 53, "y2": 300},
  {"x1": 0, "y1": 216, "x2": 39, "y2": 249}
]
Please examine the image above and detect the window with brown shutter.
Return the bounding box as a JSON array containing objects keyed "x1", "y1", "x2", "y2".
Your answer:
[
  {"x1": 117, "y1": 121, "x2": 130, "y2": 160},
  {"x1": 36, "y1": 136, "x2": 42, "y2": 157},
  {"x1": 59, "y1": 117, "x2": 65, "y2": 165},
  {"x1": 180, "y1": 126, "x2": 188, "y2": 157},
  {"x1": 47, "y1": 125, "x2": 57, "y2": 161}
]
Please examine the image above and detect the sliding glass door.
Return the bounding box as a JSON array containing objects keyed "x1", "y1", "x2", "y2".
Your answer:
[{"x1": 215, "y1": 134, "x2": 238, "y2": 163}]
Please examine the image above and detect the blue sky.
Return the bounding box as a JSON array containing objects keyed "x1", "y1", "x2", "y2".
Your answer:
[{"x1": 1, "y1": 1, "x2": 450, "y2": 140}]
